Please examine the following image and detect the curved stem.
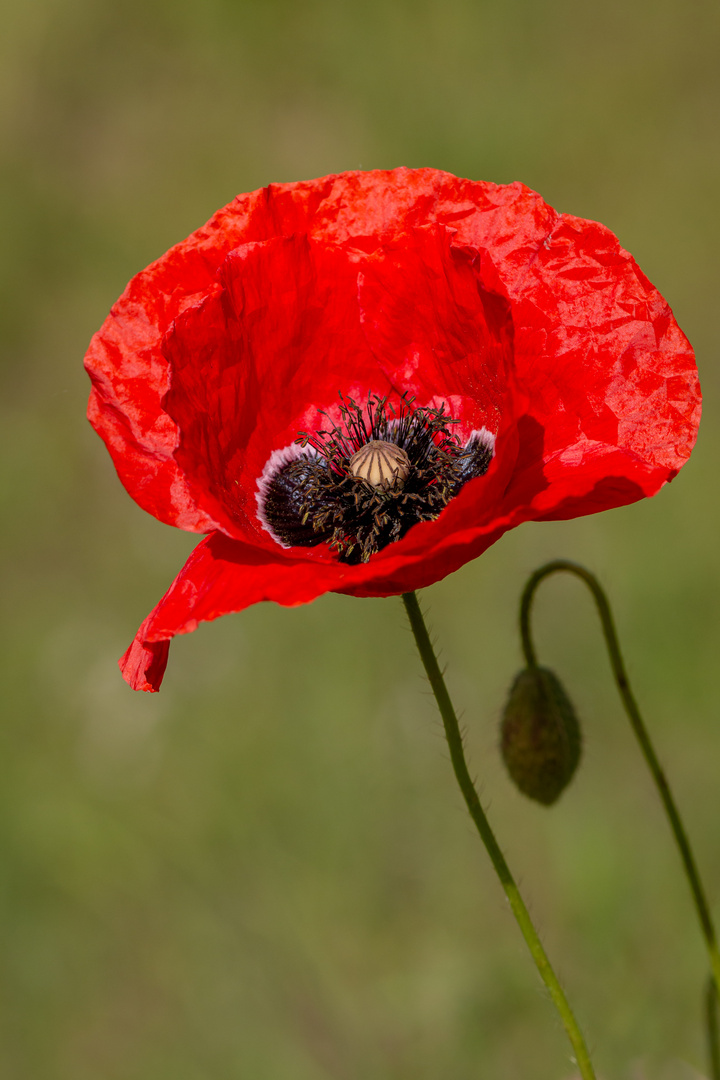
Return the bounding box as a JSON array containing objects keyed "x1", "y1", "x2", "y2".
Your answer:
[
  {"x1": 520, "y1": 561, "x2": 720, "y2": 1042},
  {"x1": 402, "y1": 590, "x2": 597, "y2": 1080}
]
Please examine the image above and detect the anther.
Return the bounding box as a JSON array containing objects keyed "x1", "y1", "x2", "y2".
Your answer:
[
  {"x1": 259, "y1": 395, "x2": 495, "y2": 563},
  {"x1": 349, "y1": 440, "x2": 411, "y2": 490}
]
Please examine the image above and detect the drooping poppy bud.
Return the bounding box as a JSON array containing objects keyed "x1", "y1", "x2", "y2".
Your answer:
[{"x1": 500, "y1": 666, "x2": 581, "y2": 805}]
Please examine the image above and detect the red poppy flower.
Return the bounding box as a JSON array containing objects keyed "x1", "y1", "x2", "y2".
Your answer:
[{"x1": 85, "y1": 168, "x2": 700, "y2": 692}]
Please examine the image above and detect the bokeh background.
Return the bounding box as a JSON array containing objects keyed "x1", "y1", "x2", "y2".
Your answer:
[{"x1": 2, "y1": 1, "x2": 719, "y2": 1077}]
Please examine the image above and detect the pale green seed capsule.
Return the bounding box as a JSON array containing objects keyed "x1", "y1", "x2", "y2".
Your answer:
[{"x1": 349, "y1": 440, "x2": 411, "y2": 490}]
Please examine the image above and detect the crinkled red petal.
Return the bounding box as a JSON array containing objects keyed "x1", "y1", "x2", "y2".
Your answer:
[
  {"x1": 120, "y1": 534, "x2": 347, "y2": 691},
  {"x1": 80, "y1": 172, "x2": 541, "y2": 527},
  {"x1": 162, "y1": 234, "x2": 388, "y2": 540},
  {"x1": 358, "y1": 224, "x2": 514, "y2": 434},
  {"x1": 86, "y1": 169, "x2": 699, "y2": 533},
  {"x1": 85, "y1": 169, "x2": 700, "y2": 690}
]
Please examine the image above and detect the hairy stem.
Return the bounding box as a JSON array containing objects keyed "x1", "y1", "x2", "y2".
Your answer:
[
  {"x1": 706, "y1": 977, "x2": 720, "y2": 1080},
  {"x1": 520, "y1": 560, "x2": 720, "y2": 1077},
  {"x1": 402, "y1": 590, "x2": 597, "y2": 1080}
]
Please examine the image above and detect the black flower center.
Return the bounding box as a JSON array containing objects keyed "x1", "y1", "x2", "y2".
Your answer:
[{"x1": 258, "y1": 395, "x2": 494, "y2": 564}]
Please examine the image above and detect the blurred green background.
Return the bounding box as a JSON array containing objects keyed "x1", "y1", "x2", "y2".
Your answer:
[{"x1": 1, "y1": 1, "x2": 719, "y2": 1077}]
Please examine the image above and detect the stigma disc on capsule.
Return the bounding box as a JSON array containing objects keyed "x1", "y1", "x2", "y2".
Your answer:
[{"x1": 349, "y1": 440, "x2": 411, "y2": 490}]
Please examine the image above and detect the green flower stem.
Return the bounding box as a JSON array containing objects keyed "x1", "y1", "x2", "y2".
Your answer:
[
  {"x1": 519, "y1": 560, "x2": 720, "y2": 1075},
  {"x1": 402, "y1": 590, "x2": 597, "y2": 1080},
  {"x1": 707, "y1": 977, "x2": 720, "y2": 1080}
]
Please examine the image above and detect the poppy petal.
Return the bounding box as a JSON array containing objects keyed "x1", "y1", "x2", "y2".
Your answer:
[
  {"x1": 120, "y1": 533, "x2": 349, "y2": 691},
  {"x1": 86, "y1": 170, "x2": 700, "y2": 690}
]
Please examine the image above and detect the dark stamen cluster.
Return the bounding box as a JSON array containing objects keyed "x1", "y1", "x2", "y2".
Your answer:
[{"x1": 261, "y1": 395, "x2": 493, "y2": 564}]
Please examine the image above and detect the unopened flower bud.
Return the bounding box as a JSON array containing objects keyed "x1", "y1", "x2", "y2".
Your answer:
[{"x1": 500, "y1": 666, "x2": 581, "y2": 805}]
